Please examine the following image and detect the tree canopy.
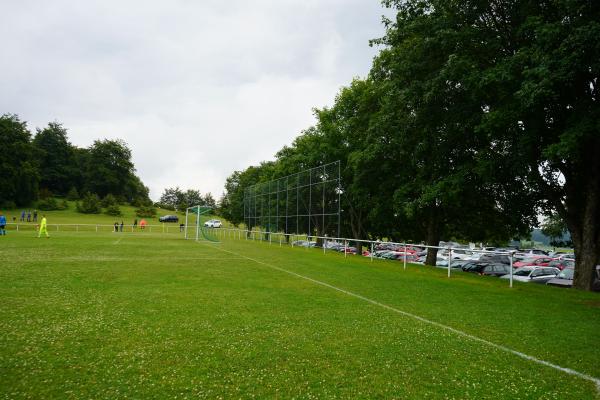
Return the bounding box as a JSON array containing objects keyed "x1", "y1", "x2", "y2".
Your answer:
[{"x1": 220, "y1": 0, "x2": 600, "y2": 290}]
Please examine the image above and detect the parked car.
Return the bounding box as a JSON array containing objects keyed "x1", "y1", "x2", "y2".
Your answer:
[
  {"x1": 547, "y1": 259, "x2": 575, "y2": 271},
  {"x1": 480, "y1": 263, "x2": 512, "y2": 277},
  {"x1": 593, "y1": 266, "x2": 600, "y2": 292},
  {"x1": 478, "y1": 254, "x2": 511, "y2": 265},
  {"x1": 546, "y1": 268, "x2": 574, "y2": 288},
  {"x1": 204, "y1": 219, "x2": 222, "y2": 228},
  {"x1": 464, "y1": 262, "x2": 511, "y2": 277},
  {"x1": 513, "y1": 256, "x2": 553, "y2": 268},
  {"x1": 500, "y1": 266, "x2": 559, "y2": 283},
  {"x1": 159, "y1": 215, "x2": 179, "y2": 223}
]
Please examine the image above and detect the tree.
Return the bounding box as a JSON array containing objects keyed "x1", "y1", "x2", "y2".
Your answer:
[
  {"x1": 455, "y1": 0, "x2": 600, "y2": 290},
  {"x1": 76, "y1": 193, "x2": 102, "y2": 214},
  {"x1": 159, "y1": 187, "x2": 184, "y2": 210},
  {"x1": 369, "y1": 0, "x2": 535, "y2": 264},
  {"x1": 83, "y1": 139, "x2": 136, "y2": 198},
  {"x1": 0, "y1": 114, "x2": 39, "y2": 206},
  {"x1": 33, "y1": 122, "x2": 78, "y2": 195}
]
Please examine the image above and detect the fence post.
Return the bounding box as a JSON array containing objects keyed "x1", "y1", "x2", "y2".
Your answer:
[
  {"x1": 344, "y1": 240, "x2": 348, "y2": 258},
  {"x1": 447, "y1": 247, "x2": 452, "y2": 278},
  {"x1": 370, "y1": 241, "x2": 374, "y2": 262},
  {"x1": 403, "y1": 243, "x2": 407, "y2": 270},
  {"x1": 509, "y1": 252, "x2": 514, "y2": 288}
]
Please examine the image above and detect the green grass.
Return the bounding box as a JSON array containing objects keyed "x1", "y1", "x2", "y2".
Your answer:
[{"x1": 1, "y1": 230, "x2": 599, "y2": 399}]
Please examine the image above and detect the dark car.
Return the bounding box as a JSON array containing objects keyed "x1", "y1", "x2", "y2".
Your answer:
[
  {"x1": 159, "y1": 215, "x2": 179, "y2": 223},
  {"x1": 462, "y1": 262, "x2": 510, "y2": 276},
  {"x1": 480, "y1": 263, "x2": 512, "y2": 277},
  {"x1": 478, "y1": 254, "x2": 511, "y2": 265},
  {"x1": 546, "y1": 268, "x2": 574, "y2": 288}
]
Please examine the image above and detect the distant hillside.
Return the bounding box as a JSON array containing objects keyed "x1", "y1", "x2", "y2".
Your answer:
[{"x1": 530, "y1": 229, "x2": 571, "y2": 246}]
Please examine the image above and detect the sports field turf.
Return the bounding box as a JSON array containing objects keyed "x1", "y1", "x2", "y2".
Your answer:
[{"x1": 1, "y1": 230, "x2": 599, "y2": 399}]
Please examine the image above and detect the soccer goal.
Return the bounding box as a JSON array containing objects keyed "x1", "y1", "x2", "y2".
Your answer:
[{"x1": 184, "y1": 205, "x2": 219, "y2": 242}]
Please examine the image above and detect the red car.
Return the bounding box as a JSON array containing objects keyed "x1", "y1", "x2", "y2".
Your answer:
[{"x1": 513, "y1": 256, "x2": 554, "y2": 268}]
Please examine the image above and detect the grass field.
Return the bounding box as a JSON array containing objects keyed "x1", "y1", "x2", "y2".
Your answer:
[{"x1": 1, "y1": 229, "x2": 599, "y2": 399}]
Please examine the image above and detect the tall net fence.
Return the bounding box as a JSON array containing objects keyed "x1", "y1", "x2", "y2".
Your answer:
[{"x1": 244, "y1": 161, "x2": 341, "y2": 237}]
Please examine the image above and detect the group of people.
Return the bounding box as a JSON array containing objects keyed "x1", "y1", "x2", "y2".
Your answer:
[
  {"x1": 19, "y1": 210, "x2": 38, "y2": 222},
  {"x1": 113, "y1": 219, "x2": 148, "y2": 232},
  {"x1": 0, "y1": 210, "x2": 48, "y2": 237}
]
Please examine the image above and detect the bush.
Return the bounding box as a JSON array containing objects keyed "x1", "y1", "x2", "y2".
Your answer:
[
  {"x1": 58, "y1": 199, "x2": 69, "y2": 210},
  {"x1": 135, "y1": 205, "x2": 157, "y2": 218},
  {"x1": 37, "y1": 197, "x2": 59, "y2": 211},
  {"x1": 66, "y1": 187, "x2": 80, "y2": 201},
  {"x1": 77, "y1": 193, "x2": 102, "y2": 214},
  {"x1": 101, "y1": 194, "x2": 118, "y2": 208},
  {"x1": 105, "y1": 204, "x2": 122, "y2": 216}
]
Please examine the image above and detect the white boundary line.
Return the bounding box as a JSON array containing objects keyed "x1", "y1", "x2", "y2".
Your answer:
[{"x1": 203, "y1": 241, "x2": 600, "y2": 392}]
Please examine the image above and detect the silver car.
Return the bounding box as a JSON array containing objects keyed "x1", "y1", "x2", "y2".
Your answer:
[{"x1": 500, "y1": 266, "x2": 560, "y2": 283}]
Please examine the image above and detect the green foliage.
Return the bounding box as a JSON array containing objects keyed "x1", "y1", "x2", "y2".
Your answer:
[
  {"x1": 37, "y1": 197, "x2": 60, "y2": 211},
  {"x1": 33, "y1": 122, "x2": 78, "y2": 195},
  {"x1": 76, "y1": 193, "x2": 102, "y2": 214},
  {"x1": 104, "y1": 204, "x2": 122, "y2": 216},
  {"x1": 66, "y1": 187, "x2": 79, "y2": 200},
  {"x1": 58, "y1": 199, "x2": 69, "y2": 210},
  {"x1": 135, "y1": 205, "x2": 157, "y2": 218},
  {"x1": 101, "y1": 194, "x2": 118, "y2": 208},
  {"x1": 0, "y1": 114, "x2": 39, "y2": 207}
]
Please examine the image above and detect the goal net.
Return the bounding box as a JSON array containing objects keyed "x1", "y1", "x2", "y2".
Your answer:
[{"x1": 184, "y1": 205, "x2": 219, "y2": 242}]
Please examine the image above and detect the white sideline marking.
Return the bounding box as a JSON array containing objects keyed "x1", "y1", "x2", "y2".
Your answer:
[
  {"x1": 203, "y1": 242, "x2": 600, "y2": 392},
  {"x1": 113, "y1": 237, "x2": 124, "y2": 245}
]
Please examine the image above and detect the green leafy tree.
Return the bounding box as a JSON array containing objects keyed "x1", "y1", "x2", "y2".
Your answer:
[
  {"x1": 104, "y1": 204, "x2": 122, "y2": 216},
  {"x1": 0, "y1": 114, "x2": 39, "y2": 207},
  {"x1": 32, "y1": 122, "x2": 78, "y2": 195},
  {"x1": 83, "y1": 139, "x2": 136, "y2": 198},
  {"x1": 66, "y1": 187, "x2": 80, "y2": 201},
  {"x1": 76, "y1": 193, "x2": 102, "y2": 214}
]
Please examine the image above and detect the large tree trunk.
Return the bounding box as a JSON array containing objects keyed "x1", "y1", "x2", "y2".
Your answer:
[
  {"x1": 425, "y1": 210, "x2": 440, "y2": 266},
  {"x1": 560, "y1": 146, "x2": 600, "y2": 291},
  {"x1": 569, "y1": 166, "x2": 600, "y2": 291}
]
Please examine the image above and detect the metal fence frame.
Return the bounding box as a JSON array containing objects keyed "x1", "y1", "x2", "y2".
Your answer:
[{"x1": 243, "y1": 161, "x2": 342, "y2": 238}]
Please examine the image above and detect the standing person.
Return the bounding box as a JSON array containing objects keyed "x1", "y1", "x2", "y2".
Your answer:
[
  {"x1": 120, "y1": 221, "x2": 124, "y2": 232},
  {"x1": 27, "y1": 210, "x2": 31, "y2": 222},
  {"x1": 20, "y1": 210, "x2": 25, "y2": 222},
  {"x1": 139, "y1": 219, "x2": 147, "y2": 230},
  {"x1": 0, "y1": 211, "x2": 6, "y2": 236},
  {"x1": 38, "y1": 214, "x2": 49, "y2": 238},
  {"x1": 33, "y1": 210, "x2": 38, "y2": 222},
  {"x1": 114, "y1": 222, "x2": 119, "y2": 232},
  {"x1": 133, "y1": 219, "x2": 138, "y2": 229}
]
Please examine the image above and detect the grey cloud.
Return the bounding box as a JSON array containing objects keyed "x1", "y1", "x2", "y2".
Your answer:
[{"x1": 1, "y1": 0, "x2": 392, "y2": 199}]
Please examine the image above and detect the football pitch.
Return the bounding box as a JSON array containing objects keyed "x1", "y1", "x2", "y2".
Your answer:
[{"x1": 1, "y1": 231, "x2": 599, "y2": 399}]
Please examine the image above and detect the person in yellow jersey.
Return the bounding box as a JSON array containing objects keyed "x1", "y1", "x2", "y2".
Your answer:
[{"x1": 38, "y1": 214, "x2": 49, "y2": 238}]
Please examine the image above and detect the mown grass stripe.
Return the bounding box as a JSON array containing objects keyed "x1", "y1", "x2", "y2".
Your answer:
[{"x1": 204, "y1": 241, "x2": 600, "y2": 392}]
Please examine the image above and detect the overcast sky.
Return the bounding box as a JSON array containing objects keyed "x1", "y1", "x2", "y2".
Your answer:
[{"x1": 1, "y1": 0, "x2": 391, "y2": 200}]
